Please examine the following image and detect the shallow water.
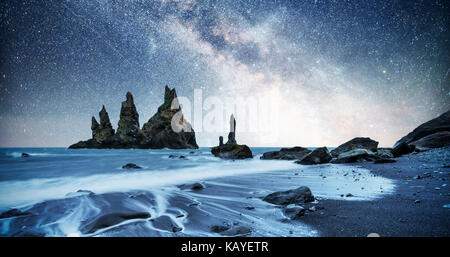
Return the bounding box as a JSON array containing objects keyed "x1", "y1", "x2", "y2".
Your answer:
[{"x1": 0, "y1": 147, "x2": 395, "y2": 236}]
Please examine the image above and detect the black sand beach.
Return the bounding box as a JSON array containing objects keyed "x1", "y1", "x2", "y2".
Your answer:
[{"x1": 300, "y1": 147, "x2": 450, "y2": 237}]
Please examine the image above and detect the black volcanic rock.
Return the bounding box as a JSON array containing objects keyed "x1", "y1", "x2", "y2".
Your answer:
[
  {"x1": 94, "y1": 106, "x2": 115, "y2": 143},
  {"x1": 296, "y1": 147, "x2": 332, "y2": 165},
  {"x1": 139, "y1": 86, "x2": 198, "y2": 149},
  {"x1": 69, "y1": 86, "x2": 198, "y2": 149},
  {"x1": 261, "y1": 146, "x2": 311, "y2": 160},
  {"x1": 122, "y1": 163, "x2": 142, "y2": 169},
  {"x1": 409, "y1": 131, "x2": 450, "y2": 149},
  {"x1": 392, "y1": 142, "x2": 415, "y2": 157},
  {"x1": 211, "y1": 115, "x2": 253, "y2": 159},
  {"x1": 116, "y1": 92, "x2": 140, "y2": 144},
  {"x1": 394, "y1": 110, "x2": 450, "y2": 148},
  {"x1": 331, "y1": 148, "x2": 376, "y2": 163},
  {"x1": 263, "y1": 186, "x2": 314, "y2": 205},
  {"x1": 330, "y1": 137, "x2": 379, "y2": 157}
]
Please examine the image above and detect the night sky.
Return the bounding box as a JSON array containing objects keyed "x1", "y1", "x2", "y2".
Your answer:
[{"x1": 0, "y1": 0, "x2": 449, "y2": 147}]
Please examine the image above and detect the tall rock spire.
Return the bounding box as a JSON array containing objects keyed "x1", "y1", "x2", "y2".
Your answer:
[
  {"x1": 117, "y1": 92, "x2": 140, "y2": 143},
  {"x1": 93, "y1": 105, "x2": 115, "y2": 143}
]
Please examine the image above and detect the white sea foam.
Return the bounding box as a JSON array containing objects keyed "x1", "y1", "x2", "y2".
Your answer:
[{"x1": 0, "y1": 159, "x2": 299, "y2": 209}]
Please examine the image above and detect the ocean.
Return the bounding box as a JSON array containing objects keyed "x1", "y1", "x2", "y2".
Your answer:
[{"x1": 0, "y1": 147, "x2": 395, "y2": 236}]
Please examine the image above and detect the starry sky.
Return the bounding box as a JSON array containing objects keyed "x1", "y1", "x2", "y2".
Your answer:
[{"x1": 0, "y1": 0, "x2": 449, "y2": 147}]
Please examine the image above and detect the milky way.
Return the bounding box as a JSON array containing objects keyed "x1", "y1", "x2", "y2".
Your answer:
[{"x1": 0, "y1": 0, "x2": 449, "y2": 147}]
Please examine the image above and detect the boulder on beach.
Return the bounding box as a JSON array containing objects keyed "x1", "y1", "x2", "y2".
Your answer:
[
  {"x1": 376, "y1": 148, "x2": 394, "y2": 159},
  {"x1": 116, "y1": 92, "x2": 140, "y2": 144},
  {"x1": 122, "y1": 163, "x2": 142, "y2": 169},
  {"x1": 211, "y1": 115, "x2": 253, "y2": 159},
  {"x1": 282, "y1": 204, "x2": 306, "y2": 220},
  {"x1": 220, "y1": 226, "x2": 252, "y2": 236},
  {"x1": 391, "y1": 110, "x2": 450, "y2": 156},
  {"x1": 331, "y1": 148, "x2": 376, "y2": 163},
  {"x1": 69, "y1": 86, "x2": 198, "y2": 149},
  {"x1": 392, "y1": 142, "x2": 415, "y2": 157},
  {"x1": 409, "y1": 131, "x2": 450, "y2": 149},
  {"x1": 296, "y1": 147, "x2": 332, "y2": 165},
  {"x1": 330, "y1": 137, "x2": 379, "y2": 157},
  {"x1": 263, "y1": 186, "x2": 314, "y2": 205},
  {"x1": 261, "y1": 147, "x2": 311, "y2": 160}
]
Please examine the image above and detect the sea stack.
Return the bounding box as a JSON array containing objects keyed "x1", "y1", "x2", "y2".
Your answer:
[
  {"x1": 211, "y1": 115, "x2": 253, "y2": 159},
  {"x1": 116, "y1": 92, "x2": 140, "y2": 145},
  {"x1": 68, "y1": 86, "x2": 198, "y2": 149},
  {"x1": 139, "y1": 86, "x2": 198, "y2": 149}
]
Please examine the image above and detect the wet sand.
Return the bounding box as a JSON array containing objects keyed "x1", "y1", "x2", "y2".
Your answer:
[{"x1": 300, "y1": 148, "x2": 450, "y2": 237}]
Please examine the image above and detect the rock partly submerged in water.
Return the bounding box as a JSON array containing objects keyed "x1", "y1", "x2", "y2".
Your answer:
[
  {"x1": 330, "y1": 137, "x2": 379, "y2": 157},
  {"x1": 21, "y1": 152, "x2": 31, "y2": 157},
  {"x1": 296, "y1": 147, "x2": 332, "y2": 165},
  {"x1": 211, "y1": 115, "x2": 253, "y2": 159},
  {"x1": 122, "y1": 163, "x2": 142, "y2": 169},
  {"x1": 263, "y1": 186, "x2": 314, "y2": 205},
  {"x1": 261, "y1": 147, "x2": 311, "y2": 160},
  {"x1": 0, "y1": 208, "x2": 31, "y2": 219}
]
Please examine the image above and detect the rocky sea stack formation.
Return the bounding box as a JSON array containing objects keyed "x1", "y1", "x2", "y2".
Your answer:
[
  {"x1": 211, "y1": 115, "x2": 253, "y2": 159},
  {"x1": 69, "y1": 86, "x2": 198, "y2": 149}
]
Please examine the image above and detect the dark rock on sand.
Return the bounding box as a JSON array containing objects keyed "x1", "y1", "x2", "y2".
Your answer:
[
  {"x1": 330, "y1": 137, "x2": 379, "y2": 157},
  {"x1": 178, "y1": 182, "x2": 205, "y2": 190},
  {"x1": 139, "y1": 86, "x2": 198, "y2": 149},
  {"x1": 332, "y1": 148, "x2": 375, "y2": 163},
  {"x1": 21, "y1": 152, "x2": 31, "y2": 157},
  {"x1": 151, "y1": 215, "x2": 182, "y2": 233},
  {"x1": 0, "y1": 208, "x2": 31, "y2": 219},
  {"x1": 394, "y1": 110, "x2": 450, "y2": 149},
  {"x1": 122, "y1": 163, "x2": 142, "y2": 169},
  {"x1": 261, "y1": 146, "x2": 311, "y2": 160},
  {"x1": 392, "y1": 142, "x2": 416, "y2": 157},
  {"x1": 211, "y1": 224, "x2": 230, "y2": 233},
  {"x1": 263, "y1": 186, "x2": 314, "y2": 205},
  {"x1": 80, "y1": 212, "x2": 151, "y2": 234},
  {"x1": 374, "y1": 158, "x2": 397, "y2": 164},
  {"x1": 220, "y1": 226, "x2": 252, "y2": 236},
  {"x1": 69, "y1": 87, "x2": 198, "y2": 149},
  {"x1": 211, "y1": 115, "x2": 253, "y2": 159},
  {"x1": 283, "y1": 205, "x2": 306, "y2": 220},
  {"x1": 376, "y1": 148, "x2": 394, "y2": 159},
  {"x1": 296, "y1": 147, "x2": 332, "y2": 165},
  {"x1": 410, "y1": 131, "x2": 450, "y2": 149},
  {"x1": 116, "y1": 92, "x2": 140, "y2": 144}
]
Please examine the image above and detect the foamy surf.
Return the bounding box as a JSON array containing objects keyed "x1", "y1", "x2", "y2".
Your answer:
[{"x1": 0, "y1": 148, "x2": 396, "y2": 237}]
